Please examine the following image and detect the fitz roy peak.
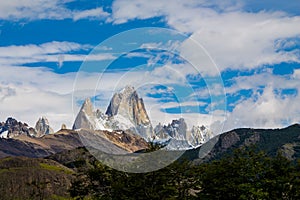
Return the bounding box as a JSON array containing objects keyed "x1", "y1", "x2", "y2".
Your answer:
[
  {"x1": 106, "y1": 86, "x2": 153, "y2": 138},
  {"x1": 106, "y1": 86, "x2": 150, "y2": 126},
  {"x1": 72, "y1": 86, "x2": 153, "y2": 139}
]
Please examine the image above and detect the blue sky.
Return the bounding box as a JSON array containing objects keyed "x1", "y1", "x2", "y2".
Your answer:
[{"x1": 0, "y1": 0, "x2": 299, "y2": 133}]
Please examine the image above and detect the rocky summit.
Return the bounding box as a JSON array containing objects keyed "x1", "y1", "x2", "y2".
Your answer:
[
  {"x1": 35, "y1": 117, "x2": 54, "y2": 137},
  {"x1": 106, "y1": 86, "x2": 153, "y2": 139},
  {"x1": 73, "y1": 98, "x2": 97, "y2": 130},
  {"x1": 0, "y1": 117, "x2": 36, "y2": 138},
  {"x1": 106, "y1": 86, "x2": 150, "y2": 126},
  {"x1": 0, "y1": 117, "x2": 55, "y2": 139},
  {"x1": 72, "y1": 86, "x2": 213, "y2": 149},
  {"x1": 153, "y1": 118, "x2": 213, "y2": 149},
  {"x1": 73, "y1": 86, "x2": 153, "y2": 140}
]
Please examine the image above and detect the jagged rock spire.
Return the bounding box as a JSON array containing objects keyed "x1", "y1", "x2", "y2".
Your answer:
[
  {"x1": 72, "y1": 98, "x2": 95, "y2": 130},
  {"x1": 106, "y1": 85, "x2": 151, "y2": 126},
  {"x1": 35, "y1": 116, "x2": 54, "y2": 137}
]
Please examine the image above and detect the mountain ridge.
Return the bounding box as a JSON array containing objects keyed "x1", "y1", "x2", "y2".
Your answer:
[{"x1": 73, "y1": 86, "x2": 213, "y2": 148}]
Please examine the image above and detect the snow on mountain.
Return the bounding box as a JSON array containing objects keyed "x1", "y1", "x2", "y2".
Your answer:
[
  {"x1": 0, "y1": 117, "x2": 36, "y2": 138},
  {"x1": 0, "y1": 130, "x2": 8, "y2": 138},
  {"x1": 154, "y1": 118, "x2": 214, "y2": 149},
  {"x1": 188, "y1": 125, "x2": 214, "y2": 147},
  {"x1": 73, "y1": 86, "x2": 153, "y2": 140},
  {"x1": 73, "y1": 98, "x2": 96, "y2": 130},
  {"x1": 106, "y1": 85, "x2": 153, "y2": 139},
  {"x1": 73, "y1": 86, "x2": 213, "y2": 150}
]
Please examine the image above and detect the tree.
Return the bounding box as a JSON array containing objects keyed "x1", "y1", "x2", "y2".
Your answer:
[{"x1": 197, "y1": 148, "x2": 298, "y2": 199}]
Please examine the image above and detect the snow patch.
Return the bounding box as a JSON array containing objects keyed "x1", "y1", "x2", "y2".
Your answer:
[{"x1": 0, "y1": 130, "x2": 8, "y2": 138}]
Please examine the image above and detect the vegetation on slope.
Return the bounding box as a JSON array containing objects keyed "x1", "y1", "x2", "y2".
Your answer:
[
  {"x1": 68, "y1": 147, "x2": 300, "y2": 200},
  {"x1": 0, "y1": 157, "x2": 74, "y2": 200}
]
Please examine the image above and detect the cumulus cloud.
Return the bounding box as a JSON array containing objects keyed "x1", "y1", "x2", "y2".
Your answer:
[
  {"x1": 108, "y1": 0, "x2": 300, "y2": 130},
  {"x1": 222, "y1": 84, "x2": 300, "y2": 131},
  {"x1": 216, "y1": 68, "x2": 300, "y2": 131},
  {"x1": 0, "y1": 67, "x2": 75, "y2": 130},
  {"x1": 1, "y1": 0, "x2": 299, "y2": 132},
  {"x1": 111, "y1": 0, "x2": 300, "y2": 73}
]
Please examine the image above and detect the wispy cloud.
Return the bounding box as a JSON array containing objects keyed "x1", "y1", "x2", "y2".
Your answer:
[
  {"x1": 0, "y1": 41, "x2": 115, "y2": 66},
  {"x1": 73, "y1": 7, "x2": 109, "y2": 21},
  {"x1": 0, "y1": 0, "x2": 110, "y2": 21},
  {"x1": 0, "y1": 0, "x2": 299, "y2": 133}
]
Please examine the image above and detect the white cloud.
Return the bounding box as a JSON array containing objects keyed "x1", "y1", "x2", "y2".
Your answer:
[
  {"x1": 222, "y1": 84, "x2": 300, "y2": 131},
  {"x1": 111, "y1": 0, "x2": 300, "y2": 73},
  {"x1": 227, "y1": 72, "x2": 300, "y2": 94},
  {"x1": 0, "y1": 64, "x2": 124, "y2": 131},
  {"x1": 0, "y1": 41, "x2": 90, "y2": 57},
  {"x1": 1, "y1": 0, "x2": 299, "y2": 132},
  {"x1": 217, "y1": 69, "x2": 300, "y2": 131},
  {"x1": 0, "y1": 41, "x2": 115, "y2": 66},
  {"x1": 144, "y1": 96, "x2": 225, "y2": 134},
  {"x1": 0, "y1": 65, "x2": 75, "y2": 130},
  {"x1": 0, "y1": 0, "x2": 109, "y2": 21},
  {"x1": 0, "y1": 83, "x2": 74, "y2": 131},
  {"x1": 111, "y1": 0, "x2": 241, "y2": 24},
  {"x1": 73, "y1": 7, "x2": 109, "y2": 21},
  {"x1": 160, "y1": 101, "x2": 207, "y2": 109},
  {"x1": 0, "y1": 61, "x2": 226, "y2": 133},
  {"x1": 107, "y1": 0, "x2": 300, "y2": 130}
]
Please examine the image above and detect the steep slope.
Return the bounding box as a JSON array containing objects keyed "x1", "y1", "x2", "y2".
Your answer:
[
  {"x1": 0, "y1": 130, "x2": 83, "y2": 158},
  {"x1": 76, "y1": 129, "x2": 148, "y2": 155},
  {"x1": 0, "y1": 157, "x2": 74, "y2": 200},
  {"x1": 106, "y1": 86, "x2": 151, "y2": 127},
  {"x1": 187, "y1": 123, "x2": 300, "y2": 162},
  {"x1": 73, "y1": 98, "x2": 97, "y2": 130},
  {"x1": 0, "y1": 117, "x2": 55, "y2": 139},
  {"x1": 0, "y1": 128, "x2": 148, "y2": 158},
  {"x1": 105, "y1": 86, "x2": 153, "y2": 139},
  {"x1": 73, "y1": 86, "x2": 153, "y2": 140}
]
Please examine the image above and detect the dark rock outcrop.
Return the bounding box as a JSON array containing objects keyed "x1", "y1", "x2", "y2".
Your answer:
[{"x1": 0, "y1": 117, "x2": 35, "y2": 138}]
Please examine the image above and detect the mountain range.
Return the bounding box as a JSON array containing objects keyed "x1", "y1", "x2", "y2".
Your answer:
[
  {"x1": 0, "y1": 85, "x2": 299, "y2": 160},
  {"x1": 1, "y1": 123, "x2": 300, "y2": 199},
  {"x1": 0, "y1": 85, "x2": 300, "y2": 199},
  {"x1": 73, "y1": 86, "x2": 213, "y2": 150}
]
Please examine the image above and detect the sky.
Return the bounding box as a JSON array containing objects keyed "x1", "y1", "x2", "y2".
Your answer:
[{"x1": 0, "y1": 0, "x2": 299, "y2": 133}]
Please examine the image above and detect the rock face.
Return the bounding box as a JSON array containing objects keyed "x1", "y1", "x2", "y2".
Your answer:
[
  {"x1": 73, "y1": 86, "x2": 153, "y2": 140},
  {"x1": 153, "y1": 118, "x2": 190, "y2": 149},
  {"x1": 0, "y1": 117, "x2": 56, "y2": 139},
  {"x1": 35, "y1": 117, "x2": 54, "y2": 137},
  {"x1": 106, "y1": 86, "x2": 150, "y2": 125},
  {"x1": 154, "y1": 118, "x2": 213, "y2": 149},
  {"x1": 188, "y1": 125, "x2": 213, "y2": 147},
  {"x1": 73, "y1": 98, "x2": 96, "y2": 130},
  {"x1": 0, "y1": 117, "x2": 36, "y2": 138},
  {"x1": 106, "y1": 86, "x2": 152, "y2": 139},
  {"x1": 72, "y1": 86, "x2": 213, "y2": 149},
  {"x1": 155, "y1": 118, "x2": 187, "y2": 139}
]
